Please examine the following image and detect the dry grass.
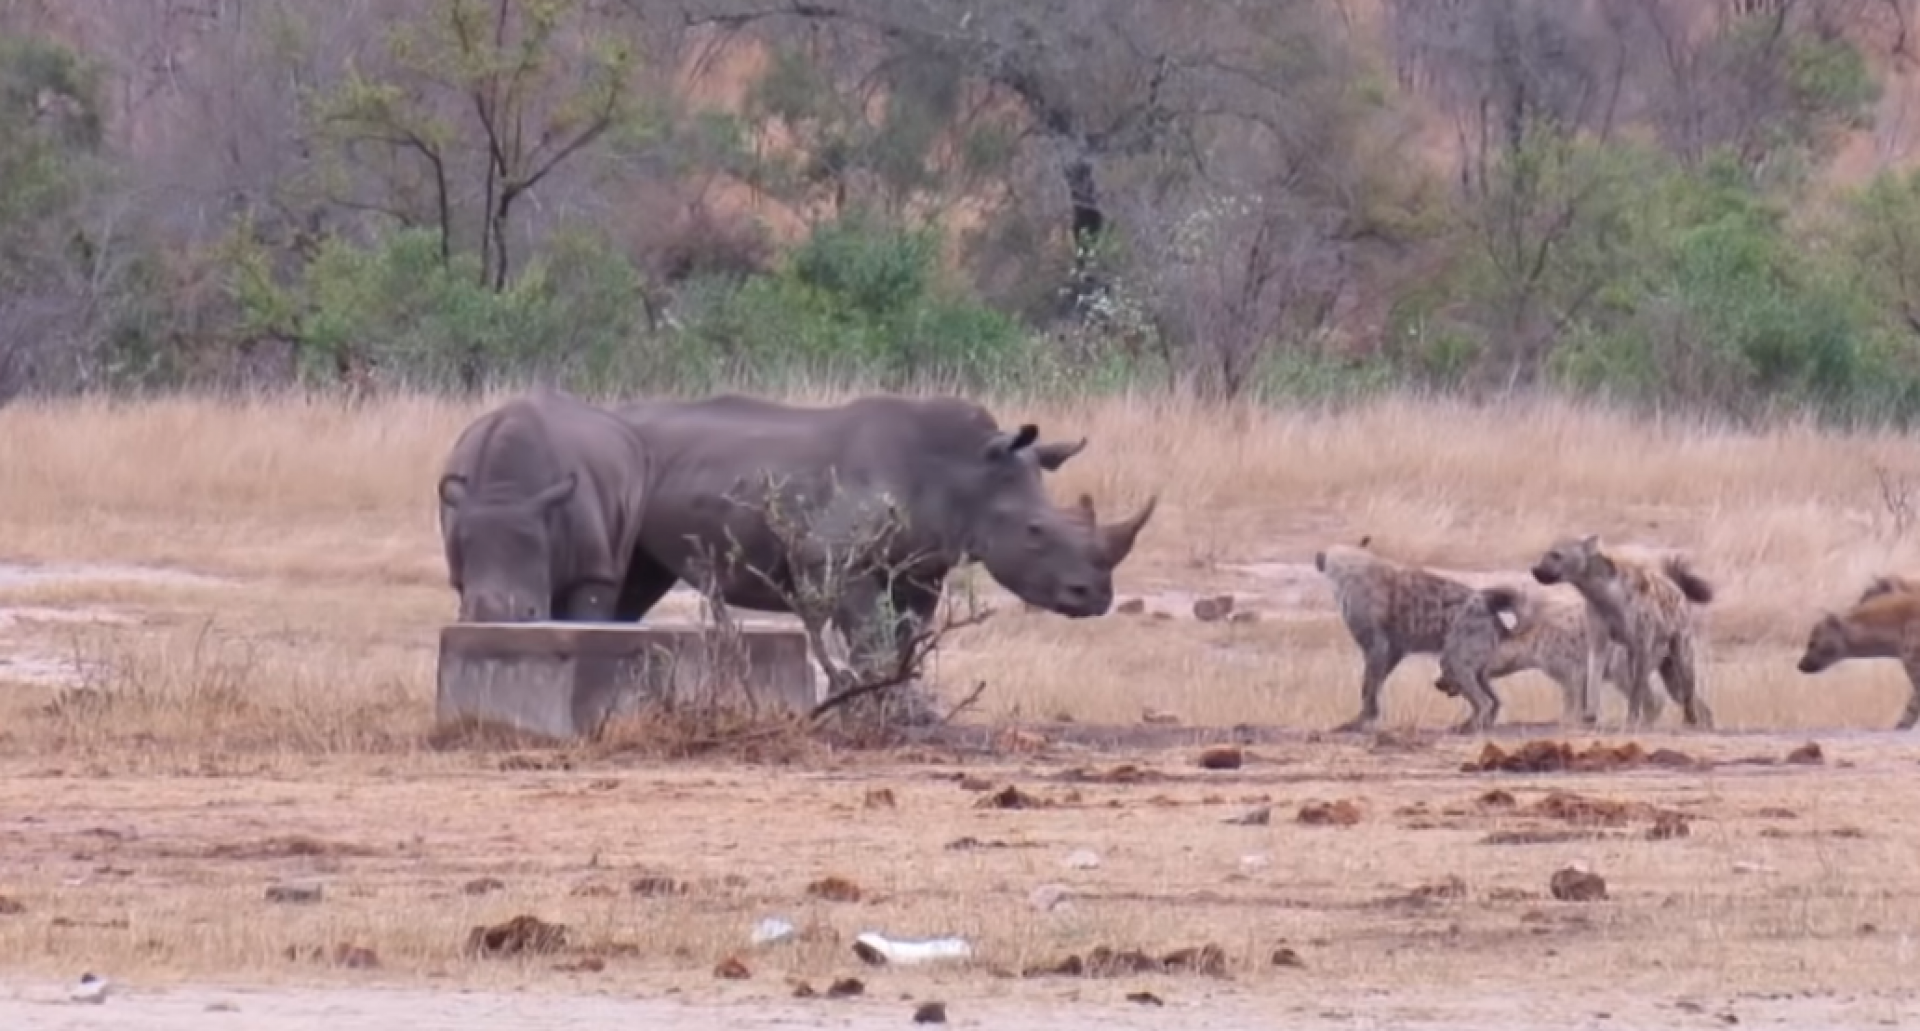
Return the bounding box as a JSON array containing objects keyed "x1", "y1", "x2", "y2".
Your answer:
[
  {"x1": 6, "y1": 387, "x2": 1914, "y2": 740},
  {"x1": 2, "y1": 387, "x2": 1920, "y2": 1008}
]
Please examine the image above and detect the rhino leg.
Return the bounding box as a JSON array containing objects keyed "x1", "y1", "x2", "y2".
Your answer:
[
  {"x1": 828, "y1": 577, "x2": 944, "y2": 726},
  {"x1": 614, "y1": 549, "x2": 681, "y2": 622}
]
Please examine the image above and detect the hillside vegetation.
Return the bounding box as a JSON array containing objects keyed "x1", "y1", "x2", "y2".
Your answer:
[{"x1": 5, "y1": 0, "x2": 1920, "y2": 419}]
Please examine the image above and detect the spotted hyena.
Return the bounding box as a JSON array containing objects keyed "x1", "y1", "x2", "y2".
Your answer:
[
  {"x1": 1796, "y1": 581, "x2": 1920, "y2": 730},
  {"x1": 1530, "y1": 534, "x2": 1715, "y2": 729},
  {"x1": 1432, "y1": 582, "x2": 1637, "y2": 730},
  {"x1": 1314, "y1": 537, "x2": 1480, "y2": 732}
]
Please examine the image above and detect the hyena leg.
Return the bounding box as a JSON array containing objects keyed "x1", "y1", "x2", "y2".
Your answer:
[
  {"x1": 1621, "y1": 645, "x2": 1660, "y2": 728},
  {"x1": 1897, "y1": 656, "x2": 1920, "y2": 731},
  {"x1": 1549, "y1": 663, "x2": 1585, "y2": 725},
  {"x1": 1439, "y1": 646, "x2": 1500, "y2": 733},
  {"x1": 1334, "y1": 637, "x2": 1403, "y2": 733},
  {"x1": 1579, "y1": 643, "x2": 1604, "y2": 726},
  {"x1": 1659, "y1": 635, "x2": 1712, "y2": 730}
]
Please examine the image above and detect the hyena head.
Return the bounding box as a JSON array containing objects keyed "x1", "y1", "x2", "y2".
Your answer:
[
  {"x1": 1531, "y1": 534, "x2": 1606, "y2": 588},
  {"x1": 1795, "y1": 614, "x2": 1849, "y2": 674}
]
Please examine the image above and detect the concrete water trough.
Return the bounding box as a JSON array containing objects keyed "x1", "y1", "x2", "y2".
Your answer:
[{"x1": 434, "y1": 621, "x2": 821, "y2": 741}]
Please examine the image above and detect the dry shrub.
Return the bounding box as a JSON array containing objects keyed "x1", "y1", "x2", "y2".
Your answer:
[
  {"x1": 31, "y1": 621, "x2": 423, "y2": 757},
  {"x1": 586, "y1": 704, "x2": 824, "y2": 766}
]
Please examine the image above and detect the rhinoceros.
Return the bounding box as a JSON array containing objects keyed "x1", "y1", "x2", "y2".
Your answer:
[
  {"x1": 436, "y1": 389, "x2": 653, "y2": 623},
  {"x1": 608, "y1": 393, "x2": 1156, "y2": 671}
]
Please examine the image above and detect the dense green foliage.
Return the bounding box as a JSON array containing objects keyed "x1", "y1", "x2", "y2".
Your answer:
[{"x1": 4, "y1": 0, "x2": 1920, "y2": 422}]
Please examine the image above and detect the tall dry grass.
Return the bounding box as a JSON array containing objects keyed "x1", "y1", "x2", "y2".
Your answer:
[{"x1": 1, "y1": 385, "x2": 1918, "y2": 748}]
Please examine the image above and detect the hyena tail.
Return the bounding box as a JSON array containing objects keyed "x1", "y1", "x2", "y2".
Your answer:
[
  {"x1": 1479, "y1": 585, "x2": 1528, "y2": 636},
  {"x1": 1662, "y1": 557, "x2": 1715, "y2": 605}
]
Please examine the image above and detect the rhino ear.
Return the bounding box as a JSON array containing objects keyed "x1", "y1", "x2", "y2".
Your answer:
[
  {"x1": 984, "y1": 423, "x2": 1040, "y2": 462},
  {"x1": 1032, "y1": 437, "x2": 1088, "y2": 472},
  {"x1": 439, "y1": 475, "x2": 470, "y2": 510},
  {"x1": 530, "y1": 472, "x2": 578, "y2": 512}
]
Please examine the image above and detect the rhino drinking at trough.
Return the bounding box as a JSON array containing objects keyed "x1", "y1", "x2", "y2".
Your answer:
[
  {"x1": 608, "y1": 393, "x2": 1157, "y2": 693},
  {"x1": 436, "y1": 389, "x2": 654, "y2": 623}
]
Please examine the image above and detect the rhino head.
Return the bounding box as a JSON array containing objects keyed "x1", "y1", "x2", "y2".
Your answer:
[
  {"x1": 964, "y1": 424, "x2": 1157, "y2": 618},
  {"x1": 438, "y1": 472, "x2": 578, "y2": 622}
]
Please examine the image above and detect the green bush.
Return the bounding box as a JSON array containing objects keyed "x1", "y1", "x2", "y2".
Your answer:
[
  {"x1": 222, "y1": 223, "x2": 652, "y2": 392},
  {"x1": 675, "y1": 208, "x2": 1039, "y2": 389}
]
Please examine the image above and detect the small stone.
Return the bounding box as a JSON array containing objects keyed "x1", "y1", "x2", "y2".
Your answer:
[
  {"x1": 805, "y1": 876, "x2": 863, "y2": 903},
  {"x1": 1297, "y1": 799, "x2": 1363, "y2": 826},
  {"x1": 825, "y1": 977, "x2": 865, "y2": 998},
  {"x1": 1126, "y1": 991, "x2": 1165, "y2": 1006},
  {"x1": 1784, "y1": 742, "x2": 1824, "y2": 765},
  {"x1": 713, "y1": 955, "x2": 752, "y2": 980},
  {"x1": 1197, "y1": 745, "x2": 1244, "y2": 770},
  {"x1": 863, "y1": 788, "x2": 897, "y2": 809},
  {"x1": 0, "y1": 896, "x2": 24, "y2": 915},
  {"x1": 264, "y1": 882, "x2": 323, "y2": 905},
  {"x1": 912, "y1": 1001, "x2": 948, "y2": 1023},
  {"x1": 1225, "y1": 806, "x2": 1271, "y2": 826},
  {"x1": 1192, "y1": 594, "x2": 1236, "y2": 622},
  {"x1": 1271, "y1": 946, "x2": 1305, "y2": 968},
  {"x1": 1116, "y1": 598, "x2": 1146, "y2": 615},
  {"x1": 1548, "y1": 865, "x2": 1608, "y2": 902}
]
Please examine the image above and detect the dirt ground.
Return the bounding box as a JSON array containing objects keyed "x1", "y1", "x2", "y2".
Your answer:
[
  {"x1": 2, "y1": 726, "x2": 1919, "y2": 1029},
  {"x1": 8, "y1": 394, "x2": 1920, "y2": 1028}
]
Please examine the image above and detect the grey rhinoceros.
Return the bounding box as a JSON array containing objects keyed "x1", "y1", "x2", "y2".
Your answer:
[
  {"x1": 436, "y1": 389, "x2": 653, "y2": 623},
  {"x1": 608, "y1": 393, "x2": 1157, "y2": 674}
]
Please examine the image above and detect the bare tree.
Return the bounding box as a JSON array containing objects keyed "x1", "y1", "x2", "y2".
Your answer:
[{"x1": 714, "y1": 471, "x2": 993, "y2": 729}]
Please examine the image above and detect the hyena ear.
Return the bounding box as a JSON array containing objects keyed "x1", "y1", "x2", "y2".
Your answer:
[{"x1": 1579, "y1": 533, "x2": 1600, "y2": 551}]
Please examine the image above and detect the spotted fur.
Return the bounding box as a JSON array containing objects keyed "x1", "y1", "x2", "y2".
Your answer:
[
  {"x1": 1530, "y1": 534, "x2": 1715, "y2": 729},
  {"x1": 1433, "y1": 583, "x2": 1636, "y2": 730},
  {"x1": 1314, "y1": 538, "x2": 1480, "y2": 732},
  {"x1": 1797, "y1": 583, "x2": 1920, "y2": 730}
]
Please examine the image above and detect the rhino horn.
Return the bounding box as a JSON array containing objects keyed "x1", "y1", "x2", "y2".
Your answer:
[
  {"x1": 1032, "y1": 437, "x2": 1088, "y2": 472},
  {"x1": 1099, "y1": 494, "x2": 1159, "y2": 566},
  {"x1": 1070, "y1": 492, "x2": 1097, "y2": 528}
]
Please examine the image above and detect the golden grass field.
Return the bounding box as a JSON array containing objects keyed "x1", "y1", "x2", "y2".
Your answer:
[{"x1": 1, "y1": 387, "x2": 1920, "y2": 1027}]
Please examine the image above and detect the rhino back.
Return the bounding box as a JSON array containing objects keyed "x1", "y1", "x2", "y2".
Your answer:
[{"x1": 619, "y1": 394, "x2": 1006, "y2": 575}]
